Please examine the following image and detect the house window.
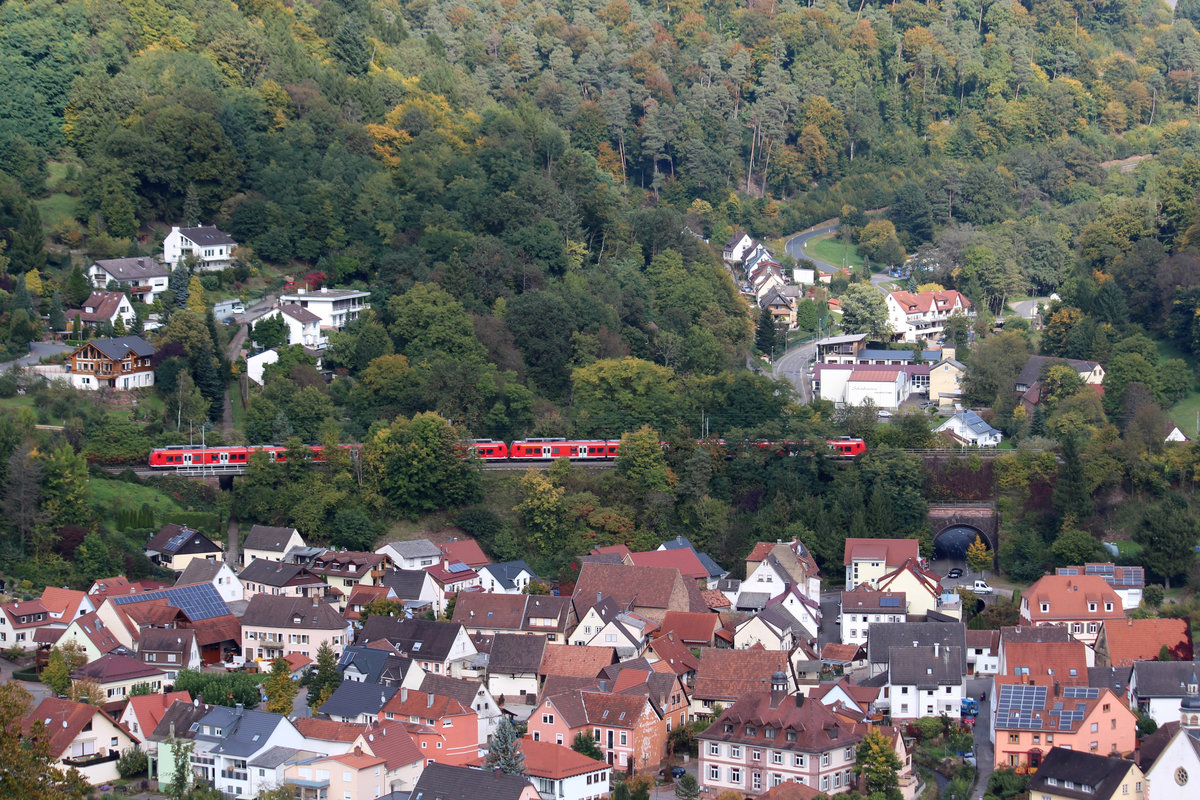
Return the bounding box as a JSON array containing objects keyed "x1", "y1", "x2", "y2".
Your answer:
[
  {"x1": 709, "y1": 766, "x2": 720, "y2": 781},
  {"x1": 844, "y1": 747, "x2": 854, "y2": 761},
  {"x1": 753, "y1": 773, "x2": 762, "y2": 790},
  {"x1": 1040, "y1": 603, "x2": 1049, "y2": 613},
  {"x1": 543, "y1": 714, "x2": 554, "y2": 724},
  {"x1": 709, "y1": 744, "x2": 720, "y2": 756},
  {"x1": 730, "y1": 768, "x2": 742, "y2": 784},
  {"x1": 1091, "y1": 723, "x2": 1099, "y2": 733},
  {"x1": 730, "y1": 746, "x2": 742, "y2": 758},
  {"x1": 794, "y1": 755, "x2": 806, "y2": 767},
  {"x1": 619, "y1": 732, "x2": 627, "y2": 746},
  {"x1": 752, "y1": 750, "x2": 761, "y2": 761},
  {"x1": 821, "y1": 753, "x2": 831, "y2": 767},
  {"x1": 1008, "y1": 734, "x2": 1020, "y2": 744},
  {"x1": 772, "y1": 752, "x2": 784, "y2": 765}
]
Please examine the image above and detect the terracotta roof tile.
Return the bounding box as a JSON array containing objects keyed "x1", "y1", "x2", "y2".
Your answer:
[
  {"x1": 843, "y1": 538, "x2": 920, "y2": 567},
  {"x1": 647, "y1": 634, "x2": 700, "y2": 675},
  {"x1": 1101, "y1": 618, "x2": 1192, "y2": 666},
  {"x1": 701, "y1": 589, "x2": 731, "y2": 609},
  {"x1": 24, "y1": 698, "x2": 134, "y2": 755},
  {"x1": 1002, "y1": 640, "x2": 1089, "y2": 679},
  {"x1": 1024, "y1": 575, "x2": 1125, "y2": 624},
  {"x1": 627, "y1": 550, "x2": 709, "y2": 580},
  {"x1": 438, "y1": 539, "x2": 490, "y2": 568},
  {"x1": 518, "y1": 737, "x2": 609, "y2": 778},
  {"x1": 359, "y1": 720, "x2": 424, "y2": 770},
  {"x1": 656, "y1": 612, "x2": 720, "y2": 645},
  {"x1": 693, "y1": 647, "x2": 791, "y2": 701},
  {"x1": 572, "y1": 562, "x2": 691, "y2": 616},
  {"x1": 294, "y1": 717, "x2": 368, "y2": 742},
  {"x1": 540, "y1": 644, "x2": 616, "y2": 678},
  {"x1": 821, "y1": 643, "x2": 865, "y2": 663}
]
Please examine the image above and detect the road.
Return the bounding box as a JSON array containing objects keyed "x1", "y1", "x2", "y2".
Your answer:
[
  {"x1": 785, "y1": 223, "x2": 840, "y2": 270},
  {"x1": 772, "y1": 340, "x2": 816, "y2": 402},
  {"x1": 0, "y1": 341, "x2": 74, "y2": 373},
  {"x1": 968, "y1": 675, "x2": 994, "y2": 794}
]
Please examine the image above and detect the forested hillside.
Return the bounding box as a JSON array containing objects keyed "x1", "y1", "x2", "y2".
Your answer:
[{"x1": 10, "y1": 0, "x2": 1200, "y2": 594}]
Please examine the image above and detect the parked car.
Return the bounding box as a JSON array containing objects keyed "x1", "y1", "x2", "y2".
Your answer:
[
  {"x1": 659, "y1": 766, "x2": 687, "y2": 780},
  {"x1": 947, "y1": 567, "x2": 963, "y2": 579},
  {"x1": 877, "y1": 409, "x2": 893, "y2": 418},
  {"x1": 972, "y1": 579, "x2": 994, "y2": 595},
  {"x1": 961, "y1": 698, "x2": 979, "y2": 717}
]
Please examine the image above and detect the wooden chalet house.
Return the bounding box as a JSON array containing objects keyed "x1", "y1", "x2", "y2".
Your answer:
[{"x1": 68, "y1": 336, "x2": 156, "y2": 391}]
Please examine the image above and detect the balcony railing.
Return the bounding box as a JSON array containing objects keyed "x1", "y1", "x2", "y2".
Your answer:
[
  {"x1": 64, "y1": 750, "x2": 119, "y2": 768},
  {"x1": 219, "y1": 770, "x2": 249, "y2": 782}
]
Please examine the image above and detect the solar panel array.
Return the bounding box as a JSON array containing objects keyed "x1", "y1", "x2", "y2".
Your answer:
[
  {"x1": 880, "y1": 597, "x2": 902, "y2": 608},
  {"x1": 1062, "y1": 686, "x2": 1099, "y2": 699},
  {"x1": 447, "y1": 562, "x2": 472, "y2": 574},
  {"x1": 165, "y1": 529, "x2": 195, "y2": 552},
  {"x1": 996, "y1": 684, "x2": 1047, "y2": 730},
  {"x1": 113, "y1": 583, "x2": 230, "y2": 620}
]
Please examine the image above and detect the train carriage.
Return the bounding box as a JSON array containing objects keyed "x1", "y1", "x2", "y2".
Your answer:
[{"x1": 508, "y1": 438, "x2": 620, "y2": 460}]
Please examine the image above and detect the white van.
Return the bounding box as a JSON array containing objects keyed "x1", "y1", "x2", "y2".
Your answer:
[{"x1": 972, "y1": 579, "x2": 993, "y2": 595}]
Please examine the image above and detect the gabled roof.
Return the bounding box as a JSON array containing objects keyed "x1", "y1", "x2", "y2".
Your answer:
[
  {"x1": 126, "y1": 691, "x2": 192, "y2": 738},
  {"x1": 488, "y1": 632, "x2": 547, "y2": 674},
  {"x1": 175, "y1": 558, "x2": 229, "y2": 587},
  {"x1": 189, "y1": 614, "x2": 242, "y2": 646},
  {"x1": 522, "y1": 595, "x2": 571, "y2": 632},
  {"x1": 239, "y1": 559, "x2": 327, "y2": 588},
  {"x1": 418, "y1": 673, "x2": 487, "y2": 710},
  {"x1": 867, "y1": 622, "x2": 967, "y2": 671},
  {"x1": 69, "y1": 610, "x2": 122, "y2": 653},
  {"x1": 1024, "y1": 575, "x2": 1124, "y2": 623},
  {"x1": 936, "y1": 409, "x2": 1001, "y2": 437},
  {"x1": 888, "y1": 646, "x2": 964, "y2": 687},
  {"x1": 194, "y1": 705, "x2": 290, "y2": 757},
  {"x1": 519, "y1": 737, "x2": 609, "y2": 779},
  {"x1": 700, "y1": 690, "x2": 863, "y2": 752},
  {"x1": 381, "y1": 687, "x2": 472, "y2": 720},
  {"x1": 339, "y1": 645, "x2": 413, "y2": 685},
  {"x1": 359, "y1": 720, "x2": 424, "y2": 771},
  {"x1": 137, "y1": 627, "x2": 196, "y2": 659},
  {"x1": 1131, "y1": 661, "x2": 1200, "y2": 697},
  {"x1": 358, "y1": 618, "x2": 466, "y2": 662},
  {"x1": 177, "y1": 225, "x2": 236, "y2": 246},
  {"x1": 320, "y1": 682, "x2": 397, "y2": 719},
  {"x1": 145, "y1": 523, "x2": 221, "y2": 557},
  {"x1": 821, "y1": 642, "x2": 866, "y2": 663},
  {"x1": 1101, "y1": 618, "x2": 1192, "y2": 665},
  {"x1": 72, "y1": 653, "x2": 167, "y2": 684},
  {"x1": 453, "y1": 593, "x2": 526, "y2": 630},
  {"x1": 438, "y1": 538, "x2": 489, "y2": 568},
  {"x1": 412, "y1": 762, "x2": 536, "y2": 800},
  {"x1": 693, "y1": 647, "x2": 792, "y2": 701},
  {"x1": 293, "y1": 717, "x2": 367, "y2": 742},
  {"x1": 243, "y1": 525, "x2": 302, "y2": 553},
  {"x1": 380, "y1": 539, "x2": 442, "y2": 559},
  {"x1": 92, "y1": 256, "x2": 168, "y2": 280},
  {"x1": 647, "y1": 634, "x2": 700, "y2": 675},
  {"x1": 147, "y1": 699, "x2": 213, "y2": 742},
  {"x1": 848, "y1": 368, "x2": 901, "y2": 383},
  {"x1": 73, "y1": 291, "x2": 129, "y2": 325},
  {"x1": 1016, "y1": 355, "x2": 1102, "y2": 388},
  {"x1": 380, "y1": 568, "x2": 435, "y2": 600},
  {"x1": 572, "y1": 562, "x2": 695, "y2": 616},
  {"x1": 841, "y1": 585, "x2": 906, "y2": 613},
  {"x1": 24, "y1": 698, "x2": 134, "y2": 755},
  {"x1": 479, "y1": 560, "x2": 536, "y2": 591},
  {"x1": 241, "y1": 595, "x2": 346, "y2": 631},
  {"x1": 1089, "y1": 666, "x2": 1132, "y2": 698},
  {"x1": 660, "y1": 536, "x2": 726, "y2": 578},
  {"x1": 627, "y1": 549, "x2": 709, "y2": 580},
  {"x1": 889, "y1": 288, "x2": 971, "y2": 314},
  {"x1": 279, "y1": 304, "x2": 321, "y2": 323},
  {"x1": 657, "y1": 612, "x2": 720, "y2": 644},
  {"x1": 540, "y1": 644, "x2": 617, "y2": 678},
  {"x1": 83, "y1": 336, "x2": 156, "y2": 361},
  {"x1": 1027, "y1": 748, "x2": 1136, "y2": 800},
  {"x1": 39, "y1": 587, "x2": 89, "y2": 622},
  {"x1": 843, "y1": 538, "x2": 921, "y2": 566}
]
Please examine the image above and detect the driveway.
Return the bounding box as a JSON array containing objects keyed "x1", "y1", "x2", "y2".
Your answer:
[
  {"x1": 772, "y1": 340, "x2": 816, "y2": 403},
  {"x1": 0, "y1": 341, "x2": 73, "y2": 373},
  {"x1": 818, "y1": 591, "x2": 841, "y2": 650},
  {"x1": 967, "y1": 676, "x2": 994, "y2": 794},
  {"x1": 0, "y1": 656, "x2": 53, "y2": 704}
]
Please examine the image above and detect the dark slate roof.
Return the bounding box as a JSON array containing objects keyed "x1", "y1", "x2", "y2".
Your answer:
[
  {"x1": 241, "y1": 595, "x2": 347, "y2": 631},
  {"x1": 888, "y1": 646, "x2": 965, "y2": 688},
  {"x1": 93, "y1": 256, "x2": 168, "y2": 280},
  {"x1": 148, "y1": 699, "x2": 213, "y2": 742},
  {"x1": 243, "y1": 525, "x2": 300, "y2": 553},
  {"x1": 319, "y1": 681, "x2": 397, "y2": 719},
  {"x1": 338, "y1": 645, "x2": 412, "y2": 685},
  {"x1": 1016, "y1": 355, "x2": 1100, "y2": 388},
  {"x1": 146, "y1": 523, "x2": 219, "y2": 556},
  {"x1": 939, "y1": 410, "x2": 1001, "y2": 436},
  {"x1": 479, "y1": 560, "x2": 536, "y2": 591},
  {"x1": 418, "y1": 673, "x2": 487, "y2": 709},
  {"x1": 279, "y1": 304, "x2": 321, "y2": 323},
  {"x1": 488, "y1": 633, "x2": 547, "y2": 674},
  {"x1": 412, "y1": 763, "x2": 536, "y2": 800},
  {"x1": 88, "y1": 336, "x2": 156, "y2": 361},
  {"x1": 381, "y1": 569, "x2": 433, "y2": 600},
  {"x1": 1132, "y1": 661, "x2": 1200, "y2": 697},
  {"x1": 1088, "y1": 666, "x2": 1132, "y2": 698},
  {"x1": 193, "y1": 706, "x2": 287, "y2": 757},
  {"x1": 175, "y1": 559, "x2": 227, "y2": 587},
  {"x1": 179, "y1": 225, "x2": 236, "y2": 246},
  {"x1": 867, "y1": 622, "x2": 967, "y2": 672},
  {"x1": 1027, "y1": 748, "x2": 1135, "y2": 800},
  {"x1": 358, "y1": 617, "x2": 463, "y2": 662},
  {"x1": 238, "y1": 560, "x2": 323, "y2": 588},
  {"x1": 383, "y1": 540, "x2": 442, "y2": 559}
]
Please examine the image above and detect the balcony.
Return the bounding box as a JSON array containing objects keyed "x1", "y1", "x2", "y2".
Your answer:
[
  {"x1": 219, "y1": 770, "x2": 249, "y2": 782},
  {"x1": 64, "y1": 750, "x2": 119, "y2": 768}
]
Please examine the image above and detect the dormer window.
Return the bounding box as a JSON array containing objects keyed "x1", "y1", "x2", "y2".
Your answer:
[
  {"x1": 1105, "y1": 603, "x2": 1113, "y2": 612},
  {"x1": 786, "y1": 731, "x2": 797, "y2": 742},
  {"x1": 764, "y1": 727, "x2": 775, "y2": 738},
  {"x1": 1040, "y1": 603, "x2": 1049, "y2": 613},
  {"x1": 724, "y1": 723, "x2": 734, "y2": 733},
  {"x1": 746, "y1": 726, "x2": 756, "y2": 736},
  {"x1": 1088, "y1": 603, "x2": 1097, "y2": 612}
]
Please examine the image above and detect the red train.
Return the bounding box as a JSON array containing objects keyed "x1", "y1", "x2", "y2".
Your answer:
[
  {"x1": 148, "y1": 443, "x2": 362, "y2": 469},
  {"x1": 149, "y1": 437, "x2": 865, "y2": 469}
]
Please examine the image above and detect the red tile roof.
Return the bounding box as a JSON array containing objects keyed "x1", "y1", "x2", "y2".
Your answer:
[
  {"x1": 1, "y1": 599, "x2": 51, "y2": 628},
  {"x1": 187, "y1": 613, "x2": 242, "y2": 647},
  {"x1": 359, "y1": 720, "x2": 424, "y2": 770},
  {"x1": 843, "y1": 538, "x2": 921, "y2": 566},
  {"x1": 656, "y1": 611, "x2": 720, "y2": 644},
  {"x1": 849, "y1": 368, "x2": 901, "y2": 382},
  {"x1": 648, "y1": 634, "x2": 700, "y2": 675},
  {"x1": 1003, "y1": 640, "x2": 1089, "y2": 680},
  {"x1": 70, "y1": 611, "x2": 122, "y2": 653},
  {"x1": 72, "y1": 653, "x2": 167, "y2": 684},
  {"x1": 284, "y1": 652, "x2": 314, "y2": 672},
  {"x1": 627, "y1": 549, "x2": 709, "y2": 580},
  {"x1": 438, "y1": 539, "x2": 490, "y2": 568},
  {"x1": 761, "y1": 780, "x2": 821, "y2": 800},
  {"x1": 126, "y1": 691, "x2": 191, "y2": 737},
  {"x1": 700, "y1": 589, "x2": 731, "y2": 609},
  {"x1": 540, "y1": 644, "x2": 616, "y2": 678},
  {"x1": 572, "y1": 562, "x2": 694, "y2": 616},
  {"x1": 294, "y1": 717, "x2": 368, "y2": 742},
  {"x1": 1101, "y1": 618, "x2": 1193, "y2": 666},
  {"x1": 518, "y1": 737, "x2": 609, "y2": 779},
  {"x1": 1024, "y1": 575, "x2": 1125, "y2": 624},
  {"x1": 24, "y1": 697, "x2": 135, "y2": 754},
  {"x1": 590, "y1": 544, "x2": 632, "y2": 558},
  {"x1": 693, "y1": 647, "x2": 791, "y2": 701},
  {"x1": 72, "y1": 291, "x2": 127, "y2": 324},
  {"x1": 40, "y1": 587, "x2": 89, "y2": 621},
  {"x1": 821, "y1": 643, "x2": 865, "y2": 663},
  {"x1": 889, "y1": 288, "x2": 971, "y2": 314}
]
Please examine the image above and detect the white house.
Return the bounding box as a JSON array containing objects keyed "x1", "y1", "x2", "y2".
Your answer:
[
  {"x1": 162, "y1": 225, "x2": 237, "y2": 271},
  {"x1": 70, "y1": 291, "x2": 136, "y2": 330},
  {"x1": 935, "y1": 410, "x2": 1003, "y2": 447},
  {"x1": 88, "y1": 257, "x2": 170, "y2": 304},
  {"x1": 1132, "y1": 663, "x2": 1200, "y2": 725},
  {"x1": 176, "y1": 706, "x2": 308, "y2": 799},
  {"x1": 1141, "y1": 697, "x2": 1200, "y2": 800},
  {"x1": 733, "y1": 608, "x2": 796, "y2": 651},
  {"x1": 519, "y1": 738, "x2": 611, "y2": 800},
  {"x1": 175, "y1": 559, "x2": 244, "y2": 604},
  {"x1": 479, "y1": 561, "x2": 539, "y2": 594},
  {"x1": 883, "y1": 644, "x2": 965, "y2": 721},
  {"x1": 259, "y1": 305, "x2": 326, "y2": 348},
  {"x1": 377, "y1": 540, "x2": 442, "y2": 570},
  {"x1": 814, "y1": 363, "x2": 929, "y2": 409},
  {"x1": 24, "y1": 698, "x2": 140, "y2": 785},
  {"x1": 885, "y1": 289, "x2": 974, "y2": 343},
  {"x1": 246, "y1": 349, "x2": 279, "y2": 386},
  {"x1": 242, "y1": 525, "x2": 306, "y2": 567},
  {"x1": 278, "y1": 287, "x2": 369, "y2": 331},
  {"x1": 723, "y1": 232, "x2": 756, "y2": 263},
  {"x1": 840, "y1": 587, "x2": 907, "y2": 647}
]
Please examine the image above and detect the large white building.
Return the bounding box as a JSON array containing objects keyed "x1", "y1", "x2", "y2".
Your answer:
[
  {"x1": 163, "y1": 225, "x2": 237, "y2": 271},
  {"x1": 88, "y1": 257, "x2": 170, "y2": 304},
  {"x1": 885, "y1": 289, "x2": 973, "y2": 343},
  {"x1": 258, "y1": 304, "x2": 326, "y2": 348},
  {"x1": 813, "y1": 363, "x2": 929, "y2": 409},
  {"x1": 279, "y1": 287, "x2": 370, "y2": 331}
]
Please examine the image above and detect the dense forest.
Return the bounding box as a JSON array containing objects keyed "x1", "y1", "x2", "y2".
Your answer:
[{"x1": 9, "y1": 0, "x2": 1200, "y2": 602}]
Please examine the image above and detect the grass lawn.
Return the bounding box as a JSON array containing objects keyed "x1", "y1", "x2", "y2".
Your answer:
[
  {"x1": 89, "y1": 477, "x2": 185, "y2": 528},
  {"x1": 1169, "y1": 392, "x2": 1200, "y2": 439},
  {"x1": 1109, "y1": 539, "x2": 1143, "y2": 559},
  {"x1": 230, "y1": 384, "x2": 247, "y2": 435},
  {"x1": 802, "y1": 233, "x2": 863, "y2": 269},
  {"x1": 0, "y1": 394, "x2": 67, "y2": 425},
  {"x1": 36, "y1": 192, "x2": 77, "y2": 231}
]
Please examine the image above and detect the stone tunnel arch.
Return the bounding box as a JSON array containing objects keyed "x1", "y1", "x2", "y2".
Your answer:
[
  {"x1": 933, "y1": 524, "x2": 988, "y2": 560},
  {"x1": 928, "y1": 505, "x2": 999, "y2": 564}
]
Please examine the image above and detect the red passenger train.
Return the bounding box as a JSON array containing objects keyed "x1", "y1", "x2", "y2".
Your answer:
[{"x1": 149, "y1": 437, "x2": 865, "y2": 469}]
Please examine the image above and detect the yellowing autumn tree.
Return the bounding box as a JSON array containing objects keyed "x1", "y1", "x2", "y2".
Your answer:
[
  {"x1": 366, "y1": 79, "x2": 480, "y2": 168},
  {"x1": 186, "y1": 275, "x2": 206, "y2": 314}
]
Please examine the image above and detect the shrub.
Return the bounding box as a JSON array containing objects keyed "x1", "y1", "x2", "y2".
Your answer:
[{"x1": 117, "y1": 746, "x2": 149, "y2": 778}]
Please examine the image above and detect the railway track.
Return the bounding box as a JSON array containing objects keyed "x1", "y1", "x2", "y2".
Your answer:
[{"x1": 96, "y1": 459, "x2": 617, "y2": 480}]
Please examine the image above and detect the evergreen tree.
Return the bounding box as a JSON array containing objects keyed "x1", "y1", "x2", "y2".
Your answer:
[
  {"x1": 41, "y1": 647, "x2": 72, "y2": 696},
  {"x1": 65, "y1": 264, "x2": 90, "y2": 307},
  {"x1": 1052, "y1": 435, "x2": 1092, "y2": 522},
  {"x1": 24, "y1": 268, "x2": 43, "y2": 297},
  {"x1": 572, "y1": 731, "x2": 603, "y2": 760},
  {"x1": 10, "y1": 203, "x2": 46, "y2": 274},
  {"x1": 484, "y1": 716, "x2": 526, "y2": 774},
  {"x1": 307, "y1": 642, "x2": 341, "y2": 709},
  {"x1": 262, "y1": 657, "x2": 298, "y2": 715},
  {"x1": 190, "y1": 343, "x2": 225, "y2": 422},
  {"x1": 114, "y1": 314, "x2": 127, "y2": 336},
  {"x1": 48, "y1": 291, "x2": 66, "y2": 332},
  {"x1": 674, "y1": 774, "x2": 700, "y2": 800},
  {"x1": 71, "y1": 313, "x2": 82, "y2": 341},
  {"x1": 169, "y1": 267, "x2": 190, "y2": 309},
  {"x1": 12, "y1": 276, "x2": 34, "y2": 315},
  {"x1": 756, "y1": 305, "x2": 776, "y2": 356},
  {"x1": 182, "y1": 183, "x2": 201, "y2": 227},
  {"x1": 76, "y1": 533, "x2": 118, "y2": 581}
]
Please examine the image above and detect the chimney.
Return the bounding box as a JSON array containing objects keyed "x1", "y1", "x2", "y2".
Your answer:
[
  {"x1": 597, "y1": 591, "x2": 602, "y2": 604},
  {"x1": 401, "y1": 687, "x2": 408, "y2": 702},
  {"x1": 933, "y1": 642, "x2": 939, "y2": 657},
  {"x1": 427, "y1": 692, "x2": 435, "y2": 708},
  {"x1": 354, "y1": 745, "x2": 363, "y2": 756},
  {"x1": 235, "y1": 703, "x2": 244, "y2": 716}
]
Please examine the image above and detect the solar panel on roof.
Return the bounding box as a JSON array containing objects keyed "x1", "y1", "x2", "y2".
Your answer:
[
  {"x1": 1063, "y1": 686, "x2": 1099, "y2": 699},
  {"x1": 112, "y1": 583, "x2": 230, "y2": 621},
  {"x1": 165, "y1": 531, "x2": 192, "y2": 552},
  {"x1": 880, "y1": 597, "x2": 902, "y2": 607},
  {"x1": 1085, "y1": 564, "x2": 1114, "y2": 576},
  {"x1": 447, "y1": 562, "x2": 471, "y2": 574},
  {"x1": 1058, "y1": 568, "x2": 1080, "y2": 575}
]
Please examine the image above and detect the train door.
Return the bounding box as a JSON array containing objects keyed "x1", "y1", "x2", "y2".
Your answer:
[
  {"x1": 542, "y1": 445, "x2": 552, "y2": 458},
  {"x1": 578, "y1": 445, "x2": 588, "y2": 458},
  {"x1": 219, "y1": 452, "x2": 229, "y2": 465},
  {"x1": 183, "y1": 453, "x2": 193, "y2": 466}
]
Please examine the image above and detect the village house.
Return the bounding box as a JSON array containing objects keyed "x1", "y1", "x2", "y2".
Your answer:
[
  {"x1": 345, "y1": 585, "x2": 400, "y2": 622},
  {"x1": 697, "y1": 676, "x2": 869, "y2": 796},
  {"x1": 22, "y1": 697, "x2": 140, "y2": 784},
  {"x1": 413, "y1": 763, "x2": 540, "y2": 800},
  {"x1": 486, "y1": 632, "x2": 548, "y2": 700},
  {"x1": 1015, "y1": 355, "x2": 1106, "y2": 396},
  {"x1": 379, "y1": 569, "x2": 441, "y2": 616},
  {"x1": 279, "y1": 286, "x2": 370, "y2": 331},
  {"x1": 65, "y1": 335, "x2": 156, "y2": 390},
  {"x1": 572, "y1": 563, "x2": 705, "y2": 626},
  {"x1": 478, "y1": 560, "x2": 539, "y2": 594},
  {"x1": 734, "y1": 607, "x2": 800, "y2": 651},
  {"x1": 88, "y1": 256, "x2": 170, "y2": 303},
  {"x1": 746, "y1": 540, "x2": 821, "y2": 604},
  {"x1": 351, "y1": 720, "x2": 425, "y2": 793},
  {"x1": 1020, "y1": 575, "x2": 1126, "y2": 647},
  {"x1": 240, "y1": 595, "x2": 350, "y2": 663},
  {"x1": 257, "y1": 304, "x2": 326, "y2": 348},
  {"x1": 867, "y1": 622, "x2": 968, "y2": 679},
  {"x1": 527, "y1": 689, "x2": 666, "y2": 773},
  {"x1": 136, "y1": 628, "x2": 201, "y2": 680},
  {"x1": 425, "y1": 561, "x2": 483, "y2": 608},
  {"x1": 69, "y1": 290, "x2": 136, "y2": 331},
  {"x1": 163, "y1": 224, "x2": 237, "y2": 271},
  {"x1": 144, "y1": 523, "x2": 224, "y2": 572},
  {"x1": 935, "y1": 410, "x2": 1004, "y2": 447},
  {"x1": 303, "y1": 550, "x2": 392, "y2": 609},
  {"x1": 379, "y1": 687, "x2": 480, "y2": 765},
  {"x1": 840, "y1": 587, "x2": 907, "y2": 646},
  {"x1": 1055, "y1": 564, "x2": 1145, "y2": 611},
  {"x1": 320, "y1": 681, "x2": 398, "y2": 724},
  {"x1": 242, "y1": 525, "x2": 306, "y2": 566},
  {"x1": 57, "y1": 610, "x2": 123, "y2": 661},
  {"x1": 626, "y1": 548, "x2": 713, "y2": 588},
  {"x1": 884, "y1": 289, "x2": 974, "y2": 343},
  {"x1": 358, "y1": 617, "x2": 479, "y2": 678},
  {"x1": 990, "y1": 681, "x2": 1135, "y2": 769},
  {"x1": 439, "y1": 539, "x2": 490, "y2": 569},
  {"x1": 1094, "y1": 618, "x2": 1193, "y2": 667},
  {"x1": 419, "y1": 671, "x2": 502, "y2": 744},
  {"x1": 1029, "y1": 748, "x2": 1145, "y2": 800},
  {"x1": 881, "y1": 644, "x2": 965, "y2": 721},
  {"x1": 175, "y1": 559, "x2": 243, "y2": 604},
  {"x1": 282, "y1": 749, "x2": 389, "y2": 800},
  {"x1": 339, "y1": 643, "x2": 420, "y2": 687},
  {"x1": 874, "y1": 558, "x2": 958, "y2": 618},
  {"x1": 0, "y1": 598, "x2": 58, "y2": 649},
  {"x1": 1140, "y1": 696, "x2": 1200, "y2": 800},
  {"x1": 691, "y1": 648, "x2": 797, "y2": 719},
  {"x1": 72, "y1": 653, "x2": 168, "y2": 705},
  {"x1": 238, "y1": 559, "x2": 328, "y2": 601},
  {"x1": 118, "y1": 690, "x2": 191, "y2": 744},
  {"x1": 377, "y1": 539, "x2": 443, "y2": 570},
  {"x1": 517, "y1": 737, "x2": 612, "y2": 800},
  {"x1": 928, "y1": 356, "x2": 966, "y2": 406},
  {"x1": 184, "y1": 705, "x2": 308, "y2": 798},
  {"x1": 814, "y1": 363, "x2": 929, "y2": 409},
  {"x1": 1130, "y1": 662, "x2": 1200, "y2": 724},
  {"x1": 843, "y1": 539, "x2": 921, "y2": 591}
]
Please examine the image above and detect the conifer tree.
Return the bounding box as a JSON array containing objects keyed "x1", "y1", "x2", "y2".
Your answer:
[
  {"x1": 187, "y1": 275, "x2": 206, "y2": 315},
  {"x1": 65, "y1": 263, "x2": 90, "y2": 307},
  {"x1": 48, "y1": 291, "x2": 66, "y2": 332},
  {"x1": 484, "y1": 716, "x2": 526, "y2": 774},
  {"x1": 263, "y1": 657, "x2": 298, "y2": 714},
  {"x1": 307, "y1": 642, "x2": 341, "y2": 709}
]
